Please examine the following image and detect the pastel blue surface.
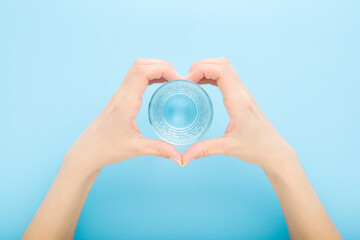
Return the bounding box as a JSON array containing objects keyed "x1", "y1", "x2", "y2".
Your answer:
[{"x1": 0, "y1": 0, "x2": 359, "y2": 239}]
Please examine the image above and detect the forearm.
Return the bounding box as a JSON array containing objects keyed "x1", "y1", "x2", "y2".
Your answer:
[
  {"x1": 263, "y1": 152, "x2": 342, "y2": 239},
  {"x1": 22, "y1": 156, "x2": 101, "y2": 240}
]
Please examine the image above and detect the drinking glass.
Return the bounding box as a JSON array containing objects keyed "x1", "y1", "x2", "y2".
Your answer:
[{"x1": 148, "y1": 80, "x2": 213, "y2": 145}]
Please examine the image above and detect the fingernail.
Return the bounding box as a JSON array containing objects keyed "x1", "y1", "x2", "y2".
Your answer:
[
  {"x1": 170, "y1": 157, "x2": 182, "y2": 166},
  {"x1": 183, "y1": 158, "x2": 194, "y2": 166}
]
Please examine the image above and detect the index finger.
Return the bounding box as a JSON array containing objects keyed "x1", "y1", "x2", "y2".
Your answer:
[
  {"x1": 122, "y1": 58, "x2": 182, "y2": 100},
  {"x1": 184, "y1": 58, "x2": 243, "y2": 99}
]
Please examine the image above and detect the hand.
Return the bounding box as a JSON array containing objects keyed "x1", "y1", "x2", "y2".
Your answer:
[
  {"x1": 65, "y1": 58, "x2": 183, "y2": 174},
  {"x1": 182, "y1": 57, "x2": 297, "y2": 171},
  {"x1": 23, "y1": 58, "x2": 341, "y2": 240}
]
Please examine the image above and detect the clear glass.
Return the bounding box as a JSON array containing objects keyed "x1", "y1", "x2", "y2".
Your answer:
[{"x1": 148, "y1": 80, "x2": 213, "y2": 145}]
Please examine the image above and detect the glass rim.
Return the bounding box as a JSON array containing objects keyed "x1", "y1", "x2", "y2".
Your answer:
[{"x1": 148, "y1": 79, "x2": 213, "y2": 145}]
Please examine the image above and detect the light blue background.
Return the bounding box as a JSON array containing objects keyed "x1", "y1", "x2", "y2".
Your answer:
[{"x1": 1, "y1": 0, "x2": 359, "y2": 239}]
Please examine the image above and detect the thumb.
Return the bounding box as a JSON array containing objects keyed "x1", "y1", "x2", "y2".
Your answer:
[
  {"x1": 182, "y1": 137, "x2": 226, "y2": 166},
  {"x1": 138, "y1": 137, "x2": 182, "y2": 166}
]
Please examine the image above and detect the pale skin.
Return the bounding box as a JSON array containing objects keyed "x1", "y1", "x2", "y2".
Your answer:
[{"x1": 22, "y1": 58, "x2": 342, "y2": 240}]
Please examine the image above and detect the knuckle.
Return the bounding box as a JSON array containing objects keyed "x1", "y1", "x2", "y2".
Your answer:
[
  {"x1": 189, "y1": 61, "x2": 200, "y2": 71},
  {"x1": 133, "y1": 58, "x2": 149, "y2": 75},
  {"x1": 134, "y1": 57, "x2": 146, "y2": 65},
  {"x1": 155, "y1": 148, "x2": 163, "y2": 158},
  {"x1": 197, "y1": 142, "x2": 210, "y2": 158},
  {"x1": 202, "y1": 149, "x2": 210, "y2": 158},
  {"x1": 160, "y1": 60, "x2": 175, "y2": 72},
  {"x1": 164, "y1": 61, "x2": 175, "y2": 70},
  {"x1": 134, "y1": 64, "x2": 147, "y2": 75},
  {"x1": 217, "y1": 57, "x2": 230, "y2": 64},
  {"x1": 216, "y1": 57, "x2": 231, "y2": 70}
]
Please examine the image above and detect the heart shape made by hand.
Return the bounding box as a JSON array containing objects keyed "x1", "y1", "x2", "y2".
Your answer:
[{"x1": 66, "y1": 57, "x2": 294, "y2": 175}]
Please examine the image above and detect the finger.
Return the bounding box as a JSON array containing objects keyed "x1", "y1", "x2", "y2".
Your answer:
[
  {"x1": 197, "y1": 78, "x2": 218, "y2": 86},
  {"x1": 125, "y1": 58, "x2": 182, "y2": 99},
  {"x1": 138, "y1": 137, "x2": 182, "y2": 166},
  {"x1": 149, "y1": 77, "x2": 168, "y2": 85},
  {"x1": 182, "y1": 137, "x2": 226, "y2": 166},
  {"x1": 186, "y1": 57, "x2": 240, "y2": 77},
  {"x1": 185, "y1": 58, "x2": 259, "y2": 117},
  {"x1": 184, "y1": 60, "x2": 242, "y2": 99}
]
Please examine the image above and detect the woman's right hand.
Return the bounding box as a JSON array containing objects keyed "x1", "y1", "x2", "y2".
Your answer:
[
  {"x1": 65, "y1": 58, "x2": 183, "y2": 175},
  {"x1": 182, "y1": 58, "x2": 297, "y2": 172}
]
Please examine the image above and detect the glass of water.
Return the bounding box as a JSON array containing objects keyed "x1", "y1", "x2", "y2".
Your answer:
[{"x1": 148, "y1": 80, "x2": 213, "y2": 145}]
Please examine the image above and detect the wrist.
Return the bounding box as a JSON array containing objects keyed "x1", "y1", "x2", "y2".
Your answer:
[
  {"x1": 261, "y1": 146, "x2": 300, "y2": 178},
  {"x1": 62, "y1": 151, "x2": 102, "y2": 180}
]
